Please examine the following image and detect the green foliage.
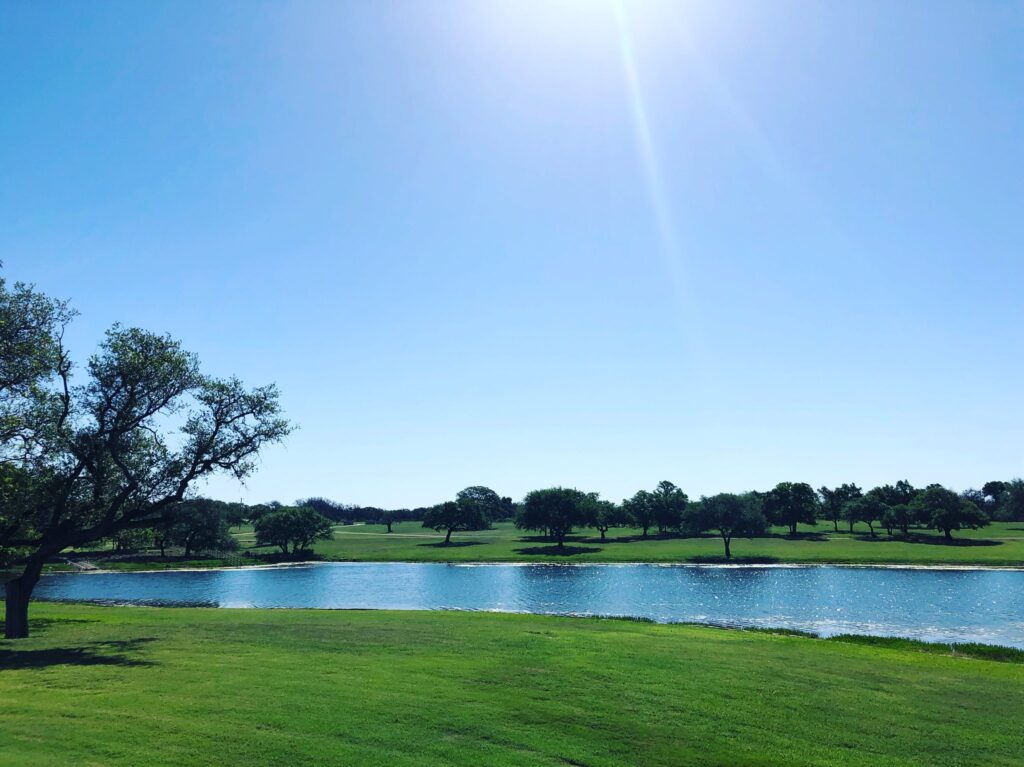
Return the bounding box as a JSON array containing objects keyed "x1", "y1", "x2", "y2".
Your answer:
[
  {"x1": 912, "y1": 485, "x2": 989, "y2": 540},
  {"x1": 844, "y1": 494, "x2": 887, "y2": 536},
  {"x1": 157, "y1": 499, "x2": 239, "y2": 557},
  {"x1": 689, "y1": 492, "x2": 767, "y2": 558},
  {"x1": 817, "y1": 483, "x2": 862, "y2": 531},
  {"x1": 0, "y1": 274, "x2": 292, "y2": 637},
  {"x1": 516, "y1": 487, "x2": 592, "y2": 546},
  {"x1": 586, "y1": 496, "x2": 631, "y2": 540},
  {"x1": 622, "y1": 489, "x2": 657, "y2": 536},
  {"x1": 253, "y1": 506, "x2": 333, "y2": 555},
  {"x1": 422, "y1": 496, "x2": 489, "y2": 544},
  {"x1": 763, "y1": 482, "x2": 819, "y2": 535},
  {"x1": 651, "y1": 480, "x2": 688, "y2": 533},
  {"x1": 454, "y1": 486, "x2": 505, "y2": 523}
]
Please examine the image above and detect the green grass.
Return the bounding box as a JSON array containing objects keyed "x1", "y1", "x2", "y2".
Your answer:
[
  {"x1": 1, "y1": 604, "x2": 1022, "y2": 766},
  {"x1": 273, "y1": 520, "x2": 1024, "y2": 566},
  {"x1": 55, "y1": 521, "x2": 1024, "y2": 572}
]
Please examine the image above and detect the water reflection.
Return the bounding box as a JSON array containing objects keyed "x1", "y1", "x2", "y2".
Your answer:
[{"x1": 34, "y1": 563, "x2": 1024, "y2": 648}]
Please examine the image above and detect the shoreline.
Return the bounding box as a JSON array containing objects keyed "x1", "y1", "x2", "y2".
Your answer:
[{"x1": 40, "y1": 558, "x2": 1024, "y2": 576}]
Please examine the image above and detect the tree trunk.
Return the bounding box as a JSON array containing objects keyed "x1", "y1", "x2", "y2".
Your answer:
[
  {"x1": 832, "y1": 519, "x2": 839, "y2": 532},
  {"x1": 5, "y1": 559, "x2": 44, "y2": 639},
  {"x1": 642, "y1": 527, "x2": 649, "y2": 538},
  {"x1": 444, "y1": 528, "x2": 453, "y2": 545},
  {"x1": 723, "y1": 535, "x2": 731, "y2": 559},
  {"x1": 944, "y1": 528, "x2": 952, "y2": 541},
  {"x1": 386, "y1": 522, "x2": 393, "y2": 533},
  {"x1": 790, "y1": 523, "x2": 797, "y2": 536},
  {"x1": 599, "y1": 528, "x2": 607, "y2": 541},
  {"x1": 848, "y1": 520, "x2": 854, "y2": 533},
  {"x1": 867, "y1": 522, "x2": 875, "y2": 536}
]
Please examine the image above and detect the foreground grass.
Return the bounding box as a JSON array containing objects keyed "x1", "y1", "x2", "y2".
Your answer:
[{"x1": 2, "y1": 605, "x2": 1023, "y2": 766}]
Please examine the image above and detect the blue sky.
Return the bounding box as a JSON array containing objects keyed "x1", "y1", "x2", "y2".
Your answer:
[{"x1": 2, "y1": 1, "x2": 1022, "y2": 507}]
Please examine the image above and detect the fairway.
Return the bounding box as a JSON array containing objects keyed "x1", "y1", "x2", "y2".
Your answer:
[
  {"x1": 240, "y1": 520, "x2": 1024, "y2": 567},
  {"x1": 2, "y1": 604, "x2": 1023, "y2": 766}
]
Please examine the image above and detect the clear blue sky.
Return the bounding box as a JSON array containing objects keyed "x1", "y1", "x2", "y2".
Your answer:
[{"x1": 2, "y1": 1, "x2": 1022, "y2": 508}]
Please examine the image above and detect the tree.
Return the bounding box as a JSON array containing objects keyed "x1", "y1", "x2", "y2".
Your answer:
[
  {"x1": 992, "y1": 479, "x2": 1024, "y2": 522},
  {"x1": 422, "y1": 497, "x2": 489, "y2": 544},
  {"x1": 982, "y1": 481, "x2": 1008, "y2": 518},
  {"x1": 622, "y1": 490, "x2": 656, "y2": 537},
  {"x1": 652, "y1": 480, "x2": 688, "y2": 534},
  {"x1": 295, "y1": 497, "x2": 352, "y2": 523},
  {"x1": 254, "y1": 506, "x2": 333, "y2": 555},
  {"x1": 583, "y1": 495, "x2": 630, "y2": 541},
  {"x1": 912, "y1": 485, "x2": 989, "y2": 541},
  {"x1": 515, "y1": 488, "x2": 591, "y2": 548},
  {"x1": 871, "y1": 481, "x2": 918, "y2": 534},
  {"x1": 763, "y1": 482, "x2": 819, "y2": 535},
  {"x1": 689, "y1": 493, "x2": 767, "y2": 558},
  {"x1": 844, "y1": 494, "x2": 886, "y2": 537},
  {"x1": 818, "y1": 483, "x2": 862, "y2": 532},
  {"x1": 455, "y1": 486, "x2": 505, "y2": 523},
  {"x1": 1, "y1": 295, "x2": 292, "y2": 637},
  {"x1": 163, "y1": 498, "x2": 239, "y2": 557}
]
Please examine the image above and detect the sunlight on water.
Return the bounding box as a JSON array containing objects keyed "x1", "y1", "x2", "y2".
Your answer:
[{"x1": 35, "y1": 563, "x2": 1024, "y2": 648}]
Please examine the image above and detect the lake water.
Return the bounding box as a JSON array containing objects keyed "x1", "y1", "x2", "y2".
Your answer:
[{"x1": 35, "y1": 562, "x2": 1024, "y2": 647}]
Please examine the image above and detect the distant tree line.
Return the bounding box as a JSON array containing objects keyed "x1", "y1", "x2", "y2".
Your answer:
[
  {"x1": 97, "y1": 478, "x2": 1024, "y2": 565},
  {"x1": 415, "y1": 478, "x2": 1024, "y2": 559}
]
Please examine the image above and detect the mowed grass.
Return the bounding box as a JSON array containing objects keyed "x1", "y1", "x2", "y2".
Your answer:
[
  {"x1": 236, "y1": 520, "x2": 1024, "y2": 567},
  {"x1": 2, "y1": 604, "x2": 1024, "y2": 766}
]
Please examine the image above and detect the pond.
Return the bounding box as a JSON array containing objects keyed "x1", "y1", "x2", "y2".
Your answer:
[{"x1": 35, "y1": 562, "x2": 1024, "y2": 647}]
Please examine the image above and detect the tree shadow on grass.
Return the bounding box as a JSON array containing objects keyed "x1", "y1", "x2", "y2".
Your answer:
[
  {"x1": 770, "y1": 532, "x2": 830, "y2": 542},
  {"x1": 687, "y1": 555, "x2": 782, "y2": 565},
  {"x1": 513, "y1": 545, "x2": 603, "y2": 557},
  {"x1": 417, "y1": 541, "x2": 486, "y2": 549},
  {"x1": 0, "y1": 638, "x2": 157, "y2": 671},
  {"x1": 853, "y1": 534, "x2": 1002, "y2": 547}
]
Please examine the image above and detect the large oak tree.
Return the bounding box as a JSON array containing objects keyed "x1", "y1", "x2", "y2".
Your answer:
[{"x1": 0, "y1": 277, "x2": 291, "y2": 638}]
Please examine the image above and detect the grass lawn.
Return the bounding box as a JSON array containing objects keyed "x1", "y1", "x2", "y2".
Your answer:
[
  {"x1": 265, "y1": 520, "x2": 1024, "y2": 566},
  {"x1": 54, "y1": 521, "x2": 1024, "y2": 572},
  {"x1": 0, "y1": 604, "x2": 1021, "y2": 766}
]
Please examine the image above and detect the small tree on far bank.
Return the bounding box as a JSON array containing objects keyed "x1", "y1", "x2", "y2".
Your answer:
[
  {"x1": 651, "y1": 481, "x2": 688, "y2": 534},
  {"x1": 818, "y1": 483, "x2": 862, "y2": 532},
  {"x1": 584, "y1": 496, "x2": 630, "y2": 541},
  {"x1": 456, "y1": 486, "x2": 505, "y2": 524},
  {"x1": 422, "y1": 498, "x2": 489, "y2": 544},
  {"x1": 516, "y1": 488, "x2": 592, "y2": 548},
  {"x1": 622, "y1": 490, "x2": 657, "y2": 537},
  {"x1": 764, "y1": 482, "x2": 819, "y2": 536},
  {"x1": 844, "y1": 494, "x2": 886, "y2": 537},
  {"x1": 689, "y1": 493, "x2": 767, "y2": 559},
  {"x1": 254, "y1": 506, "x2": 333, "y2": 555},
  {"x1": 912, "y1": 485, "x2": 989, "y2": 541}
]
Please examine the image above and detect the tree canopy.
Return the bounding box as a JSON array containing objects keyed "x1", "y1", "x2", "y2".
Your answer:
[
  {"x1": 0, "y1": 276, "x2": 291, "y2": 638},
  {"x1": 422, "y1": 489, "x2": 492, "y2": 544},
  {"x1": 763, "y1": 482, "x2": 819, "y2": 535},
  {"x1": 254, "y1": 506, "x2": 333, "y2": 555},
  {"x1": 912, "y1": 485, "x2": 989, "y2": 540},
  {"x1": 516, "y1": 487, "x2": 592, "y2": 547},
  {"x1": 691, "y1": 493, "x2": 767, "y2": 558}
]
